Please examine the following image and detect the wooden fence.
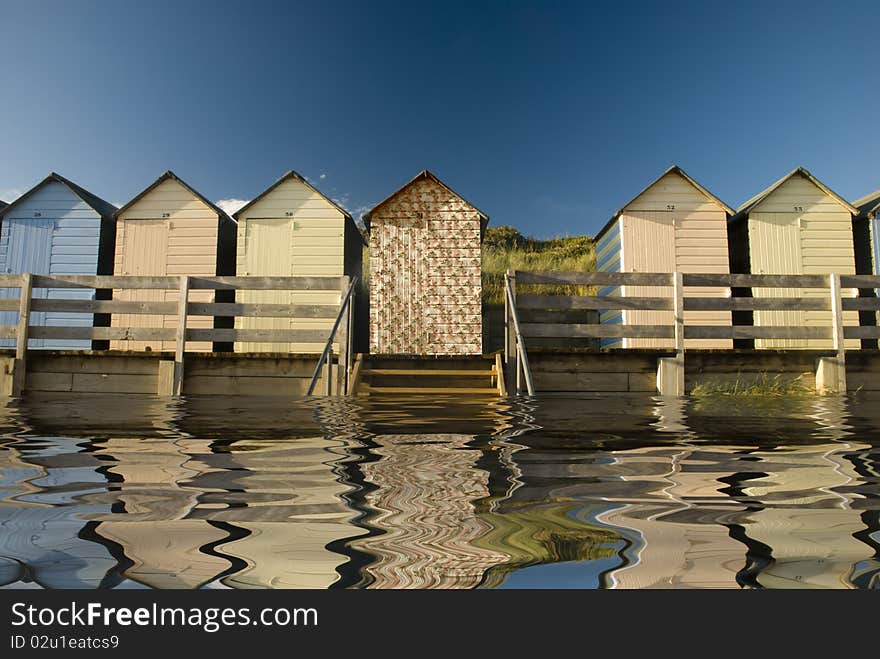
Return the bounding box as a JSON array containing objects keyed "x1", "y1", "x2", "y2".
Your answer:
[
  {"x1": 0, "y1": 274, "x2": 352, "y2": 396},
  {"x1": 506, "y1": 270, "x2": 880, "y2": 394}
]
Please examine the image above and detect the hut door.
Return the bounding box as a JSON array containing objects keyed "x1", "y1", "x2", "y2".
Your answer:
[
  {"x1": 749, "y1": 213, "x2": 803, "y2": 348},
  {"x1": 1, "y1": 218, "x2": 54, "y2": 348},
  {"x1": 390, "y1": 224, "x2": 424, "y2": 354},
  {"x1": 239, "y1": 219, "x2": 292, "y2": 352},
  {"x1": 113, "y1": 220, "x2": 169, "y2": 351}
]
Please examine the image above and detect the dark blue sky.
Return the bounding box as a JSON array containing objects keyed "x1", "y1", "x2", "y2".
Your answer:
[{"x1": 1, "y1": 0, "x2": 877, "y2": 237}]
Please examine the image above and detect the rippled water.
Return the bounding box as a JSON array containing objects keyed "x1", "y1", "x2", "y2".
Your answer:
[{"x1": 1, "y1": 392, "x2": 878, "y2": 589}]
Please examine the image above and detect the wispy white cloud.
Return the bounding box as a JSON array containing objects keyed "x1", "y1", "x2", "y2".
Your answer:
[
  {"x1": 215, "y1": 198, "x2": 250, "y2": 215},
  {"x1": 319, "y1": 173, "x2": 327, "y2": 180},
  {"x1": 0, "y1": 188, "x2": 23, "y2": 203}
]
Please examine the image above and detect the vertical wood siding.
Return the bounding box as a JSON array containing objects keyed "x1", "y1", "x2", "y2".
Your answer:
[
  {"x1": 369, "y1": 178, "x2": 482, "y2": 355},
  {"x1": 112, "y1": 178, "x2": 219, "y2": 352},
  {"x1": 0, "y1": 182, "x2": 102, "y2": 349},
  {"x1": 235, "y1": 177, "x2": 346, "y2": 353},
  {"x1": 748, "y1": 175, "x2": 858, "y2": 349}
]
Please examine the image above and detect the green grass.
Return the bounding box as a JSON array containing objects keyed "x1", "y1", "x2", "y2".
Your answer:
[
  {"x1": 481, "y1": 225, "x2": 596, "y2": 304},
  {"x1": 690, "y1": 373, "x2": 815, "y2": 398}
]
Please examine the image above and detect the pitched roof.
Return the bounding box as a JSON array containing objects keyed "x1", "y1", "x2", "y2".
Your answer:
[
  {"x1": 114, "y1": 171, "x2": 234, "y2": 223},
  {"x1": 854, "y1": 189, "x2": 880, "y2": 220},
  {"x1": 0, "y1": 172, "x2": 117, "y2": 220},
  {"x1": 234, "y1": 170, "x2": 351, "y2": 220},
  {"x1": 733, "y1": 167, "x2": 858, "y2": 220},
  {"x1": 363, "y1": 169, "x2": 489, "y2": 231},
  {"x1": 596, "y1": 165, "x2": 734, "y2": 240},
  {"x1": 0, "y1": 200, "x2": 6, "y2": 212}
]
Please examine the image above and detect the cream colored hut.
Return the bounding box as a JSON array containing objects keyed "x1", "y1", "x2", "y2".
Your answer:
[
  {"x1": 232, "y1": 171, "x2": 365, "y2": 353},
  {"x1": 111, "y1": 171, "x2": 236, "y2": 352},
  {"x1": 728, "y1": 167, "x2": 859, "y2": 349},
  {"x1": 595, "y1": 166, "x2": 734, "y2": 349},
  {"x1": 365, "y1": 170, "x2": 488, "y2": 355}
]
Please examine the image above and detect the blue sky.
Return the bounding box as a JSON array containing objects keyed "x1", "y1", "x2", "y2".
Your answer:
[{"x1": 0, "y1": 0, "x2": 877, "y2": 237}]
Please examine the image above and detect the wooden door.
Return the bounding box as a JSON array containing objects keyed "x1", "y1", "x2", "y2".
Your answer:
[
  {"x1": 112, "y1": 220, "x2": 169, "y2": 351},
  {"x1": 621, "y1": 212, "x2": 675, "y2": 348},
  {"x1": 749, "y1": 213, "x2": 803, "y2": 349},
  {"x1": 1, "y1": 219, "x2": 53, "y2": 348},
  {"x1": 236, "y1": 219, "x2": 292, "y2": 352}
]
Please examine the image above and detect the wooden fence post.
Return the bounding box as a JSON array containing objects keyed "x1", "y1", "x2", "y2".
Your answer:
[
  {"x1": 818, "y1": 273, "x2": 847, "y2": 393},
  {"x1": 506, "y1": 269, "x2": 517, "y2": 393},
  {"x1": 338, "y1": 277, "x2": 350, "y2": 396},
  {"x1": 173, "y1": 276, "x2": 189, "y2": 396},
  {"x1": 12, "y1": 273, "x2": 33, "y2": 396},
  {"x1": 657, "y1": 272, "x2": 685, "y2": 396}
]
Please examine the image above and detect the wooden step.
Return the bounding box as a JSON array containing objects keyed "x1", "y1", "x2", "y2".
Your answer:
[
  {"x1": 364, "y1": 368, "x2": 495, "y2": 376},
  {"x1": 360, "y1": 386, "x2": 501, "y2": 395}
]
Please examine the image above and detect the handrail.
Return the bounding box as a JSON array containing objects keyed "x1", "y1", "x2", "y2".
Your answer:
[
  {"x1": 505, "y1": 273, "x2": 535, "y2": 396},
  {"x1": 307, "y1": 276, "x2": 358, "y2": 396}
]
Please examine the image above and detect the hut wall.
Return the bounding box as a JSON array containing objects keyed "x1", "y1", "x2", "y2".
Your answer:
[
  {"x1": 112, "y1": 178, "x2": 221, "y2": 351},
  {"x1": 0, "y1": 181, "x2": 106, "y2": 349},
  {"x1": 369, "y1": 177, "x2": 482, "y2": 355},
  {"x1": 747, "y1": 176, "x2": 858, "y2": 349}
]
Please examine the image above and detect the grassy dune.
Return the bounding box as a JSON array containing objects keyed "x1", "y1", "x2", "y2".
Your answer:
[{"x1": 481, "y1": 225, "x2": 596, "y2": 304}]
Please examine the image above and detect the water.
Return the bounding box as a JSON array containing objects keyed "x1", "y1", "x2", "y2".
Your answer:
[{"x1": 1, "y1": 392, "x2": 878, "y2": 589}]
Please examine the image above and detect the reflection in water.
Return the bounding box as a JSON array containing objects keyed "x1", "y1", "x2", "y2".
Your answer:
[{"x1": 0, "y1": 391, "x2": 878, "y2": 589}]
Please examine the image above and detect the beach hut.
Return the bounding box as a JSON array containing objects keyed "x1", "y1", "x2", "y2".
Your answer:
[
  {"x1": 854, "y1": 188, "x2": 880, "y2": 276},
  {"x1": 365, "y1": 170, "x2": 488, "y2": 355},
  {"x1": 111, "y1": 171, "x2": 236, "y2": 352},
  {"x1": 232, "y1": 170, "x2": 365, "y2": 353},
  {"x1": 728, "y1": 167, "x2": 859, "y2": 349},
  {"x1": 0, "y1": 173, "x2": 117, "y2": 349},
  {"x1": 595, "y1": 165, "x2": 735, "y2": 349}
]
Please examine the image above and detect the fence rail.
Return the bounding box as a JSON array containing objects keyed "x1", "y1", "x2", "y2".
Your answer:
[
  {"x1": 507, "y1": 270, "x2": 880, "y2": 394},
  {"x1": 0, "y1": 274, "x2": 352, "y2": 396}
]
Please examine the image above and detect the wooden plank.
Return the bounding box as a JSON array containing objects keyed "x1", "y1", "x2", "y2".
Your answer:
[
  {"x1": 521, "y1": 323, "x2": 674, "y2": 339},
  {"x1": 25, "y1": 372, "x2": 74, "y2": 392},
  {"x1": 682, "y1": 273, "x2": 829, "y2": 288},
  {"x1": 33, "y1": 275, "x2": 181, "y2": 289},
  {"x1": 27, "y1": 354, "x2": 160, "y2": 375},
  {"x1": 185, "y1": 328, "x2": 331, "y2": 343},
  {"x1": 840, "y1": 275, "x2": 880, "y2": 289},
  {"x1": 348, "y1": 353, "x2": 364, "y2": 396},
  {"x1": 532, "y1": 371, "x2": 630, "y2": 392},
  {"x1": 188, "y1": 276, "x2": 344, "y2": 290},
  {"x1": 29, "y1": 298, "x2": 178, "y2": 314},
  {"x1": 365, "y1": 369, "x2": 495, "y2": 376},
  {"x1": 363, "y1": 387, "x2": 500, "y2": 395},
  {"x1": 0, "y1": 326, "x2": 16, "y2": 339},
  {"x1": 0, "y1": 298, "x2": 19, "y2": 312},
  {"x1": 157, "y1": 360, "x2": 175, "y2": 396},
  {"x1": 684, "y1": 326, "x2": 832, "y2": 339},
  {"x1": 517, "y1": 294, "x2": 672, "y2": 311},
  {"x1": 183, "y1": 376, "x2": 313, "y2": 396},
  {"x1": 843, "y1": 327, "x2": 880, "y2": 339},
  {"x1": 516, "y1": 271, "x2": 673, "y2": 287},
  {"x1": 841, "y1": 298, "x2": 880, "y2": 311},
  {"x1": 0, "y1": 275, "x2": 24, "y2": 288},
  {"x1": 13, "y1": 274, "x2": 32, "y2": 396},
  {"x1": 673, "y1": 271, "x2": 684, "y2": 358},
  {"x1": 685, "y1": 297, "x2": 830, "y2": 311},
  {"x1": 188, "y1": 302, "x2": 339, "y2": 318},
  {"x1": 28, "y1": 274, "x2": 345, "y2": 291},
  {"x1": 27, "y1": 326, "x2": 177, "y2": 341}
]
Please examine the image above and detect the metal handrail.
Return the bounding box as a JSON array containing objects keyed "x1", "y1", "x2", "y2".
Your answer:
[
  {"x1": 307, "y1": 276, "x2": 358, "y2": 396},
  {"x1": 505, "y1": 273, "x2": 535, "y2": 396}
]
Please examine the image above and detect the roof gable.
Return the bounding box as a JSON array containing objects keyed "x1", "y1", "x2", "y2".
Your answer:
[
  {"x1": 0, "y1": 172, "x2": 117, "y2": 220},
  {"x1": 363, "y1": 169, "x2": 489, "y2": 231},
  {"x1": 114, "y1": 171, "x2": 233, "y2": 223},
  {"x1": 596, "y1": 165, "x2": 733, "y2": 241},
  {"x1": 734, "y1": 167, "x2": 858, "y2": 219},
  {"x1": 234, "y1": 170, "x2": 352, "y2": 221},
  {"x1": 854, "y1": 189, "x2": 880, "y2": 220}
]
